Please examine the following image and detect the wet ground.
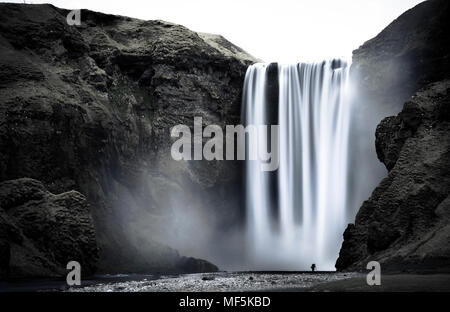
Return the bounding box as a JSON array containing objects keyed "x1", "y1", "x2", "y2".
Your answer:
[
  {"x1": 308, "y1": 274, "x2": 450, "y2": 292},
  {"x1": 3, "y1": 272, "x2": 449, "y2": 292},
  {"x1": 65, "y1": 271, "x2": 360, "y2": 292}
]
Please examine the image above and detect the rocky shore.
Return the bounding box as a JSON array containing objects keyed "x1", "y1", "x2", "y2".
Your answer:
[{"x1": 65, "y1": 272, "x2": 359, "y2": 292}]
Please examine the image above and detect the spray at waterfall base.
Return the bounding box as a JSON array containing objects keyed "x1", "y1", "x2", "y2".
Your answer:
[{"x1": 170, "y1": 60, "x2": 352, "y2": 271}]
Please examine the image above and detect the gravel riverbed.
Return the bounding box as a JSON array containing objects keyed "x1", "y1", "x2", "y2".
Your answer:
[{"x1": 67, "y1": 272, "x2": 361, "y2": 292}]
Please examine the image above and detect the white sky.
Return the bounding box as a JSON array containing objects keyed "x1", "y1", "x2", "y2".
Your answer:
[{"x1": 5, "y1": 0, "x2": 424, "y2": 62}]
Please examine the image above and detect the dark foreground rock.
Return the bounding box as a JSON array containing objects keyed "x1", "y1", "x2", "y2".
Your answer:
[
  {"x1": 177, "y1": 257, "x2": 219, "y2": 273},
  {"x1": 0, "y1": 3, "x2": 256, "y2": 276},
  {"x1": 0, "y1": 178, "x2": 98, "y2": 279},
  {"x1": 336, "y1": 80, "x2": 450, "y2": 272}
]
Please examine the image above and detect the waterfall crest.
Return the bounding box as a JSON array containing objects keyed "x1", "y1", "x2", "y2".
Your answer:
[{"x1": 242, "y1": 60, "x2": 351, "y2": 270}]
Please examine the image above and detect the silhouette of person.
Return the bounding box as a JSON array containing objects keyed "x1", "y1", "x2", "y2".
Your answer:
[{"x1": 311, "y1": 263, "x2": 316, "y2": 272}]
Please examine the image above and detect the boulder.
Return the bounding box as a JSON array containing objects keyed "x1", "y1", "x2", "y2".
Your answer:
[{"x1": 0, "y1": 178, "x2": 98, "y2": 279}]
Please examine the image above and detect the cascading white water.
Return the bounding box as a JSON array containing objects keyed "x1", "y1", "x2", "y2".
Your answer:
[{"x1": 243, "y1": 60, "x2": 351, "y2": 270}]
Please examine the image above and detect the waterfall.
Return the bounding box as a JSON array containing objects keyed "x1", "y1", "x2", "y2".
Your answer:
[{"x1": 242, "y1": 60, "x2": 351, "y2": 270}]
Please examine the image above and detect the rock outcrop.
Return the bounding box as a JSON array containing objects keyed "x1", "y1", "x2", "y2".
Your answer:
[
  {"x1": 0, "y1": 3, "x2": 256, "y2": 277},
  {"x1": 336, "y1": 80, "x2": 450, "y2": 272},
  {"x1": 346, "y1": 0, "x2": 450, "y2": 219},
  {"x1": 0, "y1": 178, "x2": 98, "y2": 279},
  {"x1": 338, "y1": 0, "x2": 450, "y2": 272},
  {"x1": 351, "y1": 0, "x2": 450, "y2": 114}
]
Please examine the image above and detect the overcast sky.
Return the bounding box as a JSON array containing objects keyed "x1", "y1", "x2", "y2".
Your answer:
[{"x1": 5, "y1": 0, "x2": 425, "y2": 62}]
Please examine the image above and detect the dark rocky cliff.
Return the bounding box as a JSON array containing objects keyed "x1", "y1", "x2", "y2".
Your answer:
[
  {"x1": 337, "y1": 80, "x2": 450, "y2": 272},
  {"x1": 347, "y1": 0, "x2": 450, "y2": 218},
  {"x1": 351, "y1": 0, "x2": 450, "y2": 114},
  {"x1": 337, "y1": 0, "x2": 450, "y2": 272},
  {"x1": 0, "y1": 3, "x2": 257, "y2": 278}
]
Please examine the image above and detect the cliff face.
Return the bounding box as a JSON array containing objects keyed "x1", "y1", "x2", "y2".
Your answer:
[
  {"x1": 337, "y1": 80, "x2": 450, "y2": 272},
  {"x1": 337, "y1": 0, "x2": 450, "y2": 272},
  {"x1": 0, "y1": 4, "x2": 256, "y2": 278},
  {"x1": 347, "y1": 0, "x2": 450, "y2": 218},
  {"x1": 351, "y1": 0, "x2": 450, "y2": 114}
]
